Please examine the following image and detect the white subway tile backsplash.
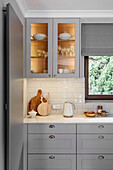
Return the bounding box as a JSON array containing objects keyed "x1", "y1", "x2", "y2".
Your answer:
[{"x1": 27, "y1": 78, "x2": 113, "y2": 115}]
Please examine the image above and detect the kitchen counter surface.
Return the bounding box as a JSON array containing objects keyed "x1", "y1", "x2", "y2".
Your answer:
[{"x1": 24, "y1": 114, "x2": 113, "y2": 123}]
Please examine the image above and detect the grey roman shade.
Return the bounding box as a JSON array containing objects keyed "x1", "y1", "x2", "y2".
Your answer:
[{"x1": 81, "y1": 24, "x2": 113, "y2": 56}]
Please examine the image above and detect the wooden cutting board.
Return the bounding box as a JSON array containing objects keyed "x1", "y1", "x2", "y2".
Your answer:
[
  {"x1": 38, "y1": 101, "x2": 50, "y2": 116},
  {"x1": 29, "y1": 89, "x2": 42, "y2": 112}
]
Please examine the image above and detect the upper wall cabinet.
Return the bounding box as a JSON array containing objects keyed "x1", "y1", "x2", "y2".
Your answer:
[
  {"x1": 53, "y1": 19, "x2": 80, "y2": 78},
  {"x1": 26, "y1": 18, "x2": 80, "y2": 78},
  {"x1": 26, "y1": 19, "x2": 52, "y2": 78}
]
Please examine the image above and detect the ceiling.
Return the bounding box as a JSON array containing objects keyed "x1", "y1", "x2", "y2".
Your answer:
[{"x1": 24, "y1": 0, "x2": 113, "y2": 10}]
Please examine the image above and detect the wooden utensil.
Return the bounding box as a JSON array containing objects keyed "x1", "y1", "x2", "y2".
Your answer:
[{"x1": 38, "y1": 97, "x2": 50, "y2": 116}]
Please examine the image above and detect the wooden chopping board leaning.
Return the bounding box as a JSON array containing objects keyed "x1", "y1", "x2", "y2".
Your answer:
[
  {"x1": 29, "y1": 89, "x2": 42, "y2": 112},
  {"x1": 38, "y1": 93, "x2": 51, "y2": 116}
]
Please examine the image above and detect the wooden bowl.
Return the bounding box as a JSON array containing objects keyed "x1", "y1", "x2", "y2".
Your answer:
[{"x1": 84, "y1": 112, "x2": 96, "y2": 117}]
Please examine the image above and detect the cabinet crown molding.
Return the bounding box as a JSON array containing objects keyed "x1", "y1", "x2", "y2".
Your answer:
[{"x1": 25, "y1": 10, "x2": 113, "y2": 18}]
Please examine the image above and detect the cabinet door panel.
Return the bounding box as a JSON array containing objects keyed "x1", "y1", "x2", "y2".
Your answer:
[
  {"x1": 28, "y1": 155, "x2": 76, "y2": 170},
  {"x1": 53, "y1": 18, "x2": 79, "y2": 78},
  {"x1": 77, "y1": 155, "x2": 113, "y2": 170},
  {"x1": 77, "y1": 134, "x2": 113, "y2": 153},
  {"x1": 77, "y1": 124, "x2": 113, "y2": 134},
  {"x1": 28, "y1": 124, "x2": 76, "y2": 134},
  {"x1": 28, "y1": 134, "x2": 76, "y2": 153},
  {"x1": 26, "y1": 19, "x2": 52, "y2": 78}
]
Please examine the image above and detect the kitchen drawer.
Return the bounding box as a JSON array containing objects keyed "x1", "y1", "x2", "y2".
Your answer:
[
  {"x1": 28, "y1": 124, "x2": 76, "y2": 134},
  {"x1": 77, "y1": 124, "x2": 113, "y2": 134},
  {"x1": 28, "y1": 134, "x2": 76, "y2": 153},
  {"x1": 77, "y1": 155, "x2": 113, "y2": 170},
  {"x1": 28, "y1": 155, "x2": 76, "y2": 170},
  {"x1": 77, "y1": 134, "x2": 113, "y2": 154}
]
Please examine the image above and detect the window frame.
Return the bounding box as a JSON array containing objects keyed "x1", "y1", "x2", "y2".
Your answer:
[{"x1": 84, "y1": 56, "x2": 113, "y2": 100}]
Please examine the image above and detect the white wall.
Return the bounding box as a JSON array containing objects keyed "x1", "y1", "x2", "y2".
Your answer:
[
  {"x1": 25, "y1": 0, "x2": 113, "y2": 10},
  {"x1": 26, "y1": 78, "x2": 113, "y2": 116}
]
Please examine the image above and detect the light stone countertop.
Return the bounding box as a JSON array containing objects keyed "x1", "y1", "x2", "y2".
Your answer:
[{"x1": 24, "y1": 114, "x2": 113, "y2": 124}]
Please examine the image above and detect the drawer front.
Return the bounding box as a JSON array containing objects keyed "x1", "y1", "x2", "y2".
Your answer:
[
  {"x1": 28, "y1": 134, "x2": 76, "y2": 153},
  {"x1": 77, "y1": 124, "x2": 113, "y2": 134},
  {"x1": 28, "y1": 155, "x2": 76, "y2": 170},
  {"x1": 77, "y1": 134, "x2": 113, "y2": 154},
  {"x1": 28, "y1": 124, "x2": 76, "y2": 134},
  {"x1": 77, "y1": 155, "x2": 113, "y2": 170}
]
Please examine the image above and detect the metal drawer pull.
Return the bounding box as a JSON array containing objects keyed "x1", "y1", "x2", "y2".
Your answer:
[
  {"x1": 49, "y1": 156, "x2": 55, "y2": 159},
  {"x1": 98, "y1": 156, "x2": 104, "y2": 159},
  {"x1": 49, "y1": 125, "x2": 55, "y2": 128},
  {"x1": 49, "y1": 135, "x2": 55, "y2": 139},
  {"x1": 98, "y1": 125, "x2": 104, "y2": 128},
  {"x1": 98, "y1": 135, "x2": 104, "y2": 139}
]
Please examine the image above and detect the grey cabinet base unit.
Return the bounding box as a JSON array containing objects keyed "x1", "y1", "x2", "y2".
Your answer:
[
  {"x1": 28, "y1": 155, "x2": 76, "y2": 170},
  {"x1": 77, "y1": 134, "x2": 113, "y2": 154},
  {"x1": 28, "y1": 134, "x2": 76, "y2": 153},
  {"x1": 77, "y1": 155, "x2": 113, "y2": 170}
]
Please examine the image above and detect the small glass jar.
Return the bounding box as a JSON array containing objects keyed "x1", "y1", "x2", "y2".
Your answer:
[{"x1": 97, "y1": 106, "x2": 103, "y2": 115}]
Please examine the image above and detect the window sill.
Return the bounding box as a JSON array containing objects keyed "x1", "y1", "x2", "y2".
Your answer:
[{"x1": 85, "y1": 100, "x2": 113, "y2": 103}]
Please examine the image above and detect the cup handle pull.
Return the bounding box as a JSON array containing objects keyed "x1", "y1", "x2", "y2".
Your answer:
[
  {"x1": 98, "y1": 135, "x2": 104, "y2": 139},
  {"x1": 49, "y1": 156, "x2": 55, "y2": 159},
  {"x1": 49, "y1": 135, "x2": 55, "y2": 139},
  {"x1": 98, "y1": 155, "x2": 104, "y2": 159},
  {"x1": 98, "y1": 125, "x2": 104, "y2": 128},
  {"x1": 49, "y1": 125, "x2": 55, "y2": 128}
]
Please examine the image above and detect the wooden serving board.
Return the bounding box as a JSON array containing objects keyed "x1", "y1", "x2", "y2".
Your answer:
[{"x1": 38, "y1": 101, "x2": 50, "y2": 116}]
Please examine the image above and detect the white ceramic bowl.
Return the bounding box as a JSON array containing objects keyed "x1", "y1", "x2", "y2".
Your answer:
[
  {"x1": 28, "y1": 110, "x2": 37, "y2": 118},
  {"x1": 31, "y1": 70, "x2": 38, "y2": 73},
  {"x1": 59, "y1": 32, "x2": 72, "y2": 40},
  {"x1": 58, "y1": 69, "x2": 63, "y2": 74},
  {"x1": 33, "y1": 33, "x2": 46, "y2": 40}
]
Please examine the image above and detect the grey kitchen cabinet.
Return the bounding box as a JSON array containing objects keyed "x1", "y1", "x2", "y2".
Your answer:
[
  {"x1": 24, "y1": 123, "x2": 76, "y2": 170},
  {"x1": 28, "y1": 134, "x2": 76, "y2": 154},
  {"x1": 28, "y1": 155, "x2": 76, "y2": 170},
  {"x1": 26, "y1": 18, "x2": 80, "y2": 78},
  {"x1": 77, "y1": 155, "x2": 113, "y2": 170},
  {"x1": 53, "y1": 18, "x2": 80, "y2": 78},
  {"x1": 77, "y1": 134, "x2": 113, "y2": 154},
  {"x1": 77, "y1": 123, "x2": 113, "y2": 133},
  {"x1": 77, "y1": 124, "x2": 113, "y2": 170},
  {"x1": 24, "y1": 123, "x2": 113, "y2": 170},
  {"x1": 28, "y1": 123, "x2": 76, "y2": 134},
  {"x1": 26, "y1": 18, "x2": 52, "y2": 78}
]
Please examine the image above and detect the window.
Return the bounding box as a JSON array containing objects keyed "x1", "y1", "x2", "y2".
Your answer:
[{"x1": 85, "y1": 56, "x2": 113, "y2": 100}]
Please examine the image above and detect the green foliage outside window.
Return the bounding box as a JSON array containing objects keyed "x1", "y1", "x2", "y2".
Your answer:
[{"x1": 89, "y1": 56, "x2": 113, "y2": 95}]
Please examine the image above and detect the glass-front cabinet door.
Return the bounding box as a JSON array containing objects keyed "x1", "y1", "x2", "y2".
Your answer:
[
  {"x1": 26, "y1": 19, "x2": 52, "y2": 78},
  {"x1": 53, "y1": 19, "x2": 79, "y2": 78}
]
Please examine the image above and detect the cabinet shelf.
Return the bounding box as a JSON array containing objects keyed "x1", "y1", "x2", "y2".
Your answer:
[
  {"x1": 31, "y1": 39, "x2": 48, "y2": 42},
  {"x1": 31, "y1": 56, "x2": 48, "y2": 59},
  {"x1": 58, "y1": 56, "x2": 75, "y2": 59},
  {"x1": 58, "y1": 39, "x2": 75, "y2": 42}
]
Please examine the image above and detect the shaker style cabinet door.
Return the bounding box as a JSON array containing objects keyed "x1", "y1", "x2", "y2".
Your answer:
[
  {"x1": 28, "y1": 134, "x2": 76, "y2": 154},
  {"x1": 28, "y1": 155, "x2": 76, "y2": 170},
  {"x1": 77, "y1": 134, "x2": 113, "y2": 154},
  {"x1": 53, "y1": 18, "x2": 80, "y2": 78},
  {"x1": 26, "y1": 19, "x2": 52, "y2": 78},
  {"x1": 77, "y1": 155, "x2": 113, "y2": 170}
]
